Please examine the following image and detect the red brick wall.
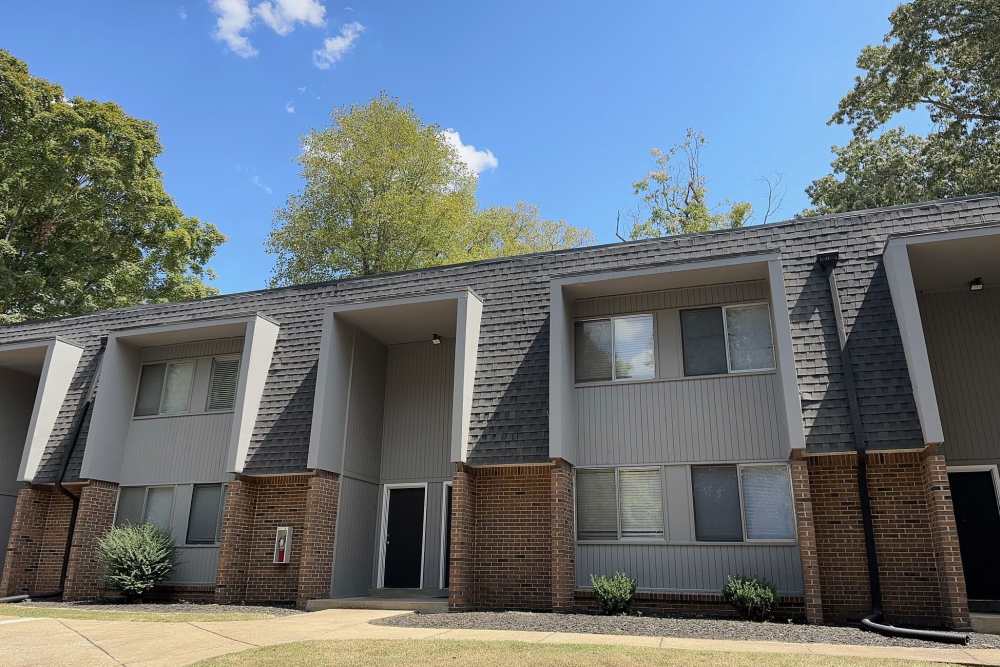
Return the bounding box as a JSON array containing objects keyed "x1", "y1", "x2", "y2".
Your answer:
[
  {"x1": 550, "y1": 458, "x2": 575, "y2": 612},
  {"x1": 922, "y1": 449, "x2": 969, "y2": 629},
  {"x1": 215, "y1": 472, "x2": 338, "y2": 608},
  {"x1": 63, "y1": 480, "x2": 118, "y2": 600},
  {"x1": 789, "y1": 453, "x2": 823, "y2": 624},
  {"x1": 1, "y1": 485, "x2": 74, "y2": 596},
  {"x1": 447, "y1": 464, "x2": 475, "y2": 610}
]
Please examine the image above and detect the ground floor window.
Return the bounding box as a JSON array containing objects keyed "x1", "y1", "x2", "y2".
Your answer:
[
  {"x1": 115, "y1": 483, "x2": 225, "y2": 545},
  {"x1": 691, "y1": 464, "x2": 795, "y2": 542},
  {"x1": 576, "y1": 467, "x2": 664, "y2": 541}
]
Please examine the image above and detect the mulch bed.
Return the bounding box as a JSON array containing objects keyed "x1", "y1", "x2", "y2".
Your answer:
[{"x1": 374, "y1": 610, "x2": 1000, "y2": 649}]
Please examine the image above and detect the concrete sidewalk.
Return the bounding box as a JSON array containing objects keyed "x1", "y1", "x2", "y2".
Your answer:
[{"x1": 0, "y1": 608, "x2": 998, "y2": 666}]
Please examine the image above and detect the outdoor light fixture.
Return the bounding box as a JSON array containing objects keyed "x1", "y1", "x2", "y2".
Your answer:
[
  {"x1": 431, "y1": 333, "x2": 441, "y2": 345},
  {"x1": 970, "y1": 277, "x2": 984, "y2": 292}
]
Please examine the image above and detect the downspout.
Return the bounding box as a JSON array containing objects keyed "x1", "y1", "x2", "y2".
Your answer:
[{"x1": 817, "y1": 252, "x2": 967, "y2": 644}]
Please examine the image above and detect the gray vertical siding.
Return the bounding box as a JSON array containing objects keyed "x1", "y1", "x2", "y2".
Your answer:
[
  {"x1": 169, "y1": 547, "x2": 219, "y2": 585},
  {"x1": 577, "y1": 543, "x2": 803, "y2": 595},
  {"x1": 575, "y1": 372, "x2": 787, "y2": 466},
  {"x1": 139, "y1": 337, "x2": 244, "y2": 362},
  {"x1": 120, "y1": 413, "x2": 233, "y2": 485},
  {"x1": 342, "y1": 331, "x2": 386, "y2": 481},
  {"x1": 572, "y1": 281, "x2": 769, "y2": 318},
  {"x1": 380, "y1": 340, "x2": 454, "y2": 483},
  {"x1": 332, "y1": 476, "x2": 380, "y2": 597},
  {"x1": 920, "y1": 290, "x2": 1000, "y2": 465},
  {"x1": 0, "y1": 367, "x2": 37, "y2": 496}
]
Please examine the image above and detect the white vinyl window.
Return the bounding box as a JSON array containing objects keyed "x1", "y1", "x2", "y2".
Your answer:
[
  {"x1": 576, "y1": 467, "x2": 664, "y2": 541},
  {"x1": 681, "y1": 303, "x2": 774, "y2": 376},
  {"x1": 575, "y1": 314, "x2": 655, "y2": 383},
  {"x1": 134, "y1": 361, "x2": 195, "y2": 416},
  {"x1": 206, "y1": 356, "x2": 241, "y2": 411},
  {"x1": 691, "y1": 463, "x2": 795, "y2": 543}
]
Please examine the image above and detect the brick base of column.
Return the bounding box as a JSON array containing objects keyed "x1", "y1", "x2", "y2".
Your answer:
[
  {"x1": 922, "y1": 446, "x2": 970, "y2": 630},
  {"x1": 789, "y1": 450, "x2": 823, "y2": 625},
  {"x1": 1, "y1": 485, "x2": 75, "y2": 596},
  {"x1": 63, "y1": 480, "x2": 119, "y2": 601},
  {"x1": 215, "y1": 471, "x2": 339, "y2": 608},
  {"x1": 550, "y1": 458, "x2": 575, "y2": 612},
  {"x1": 447, "y1": 463, "x2": 476, "y2": 610}
]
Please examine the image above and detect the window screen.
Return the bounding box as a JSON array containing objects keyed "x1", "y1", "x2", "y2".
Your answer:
[
  {"x1": 207, "y1": 357, "x2": 241, "y2": 411},
  {"x1": 134, "y1": 364, "x2": 166, "y2": 417},
  {"x1": 681, "y1": 308, "x2": 728, "y2": 376},
  {"x1": 575, "y1": 320, "x2": 613, "y2": 382},
  {"x1": 692, "y1": 465, "x2": 743, "y2": 541},
  {"x1": 741, "y1": 466, "x2": 795, "y2": 540},
  {"x1": 614, "y1": 316, "x2": 655, "y2": 380},
  {"x1": 726, "y1": 304, "x2": 774, "y2": 372},
  {"x1": 143, "y1": 487, "x2": 174, "y2": 532},
  {"x1": 115, "y1": 487, "x2": 145, "y2": 526},
  {"x1": 187, "y1": 484, "x2": 224, "y2": 544},
  {"x1": 575, "y1": 469, "x2": 617, "y2": 540},
  {"x1": 160, "y1": 362, "x2": 194, "y2": 414},
  {"x1": 618, "y1": 469, "x2": 663, "y2": 537}
]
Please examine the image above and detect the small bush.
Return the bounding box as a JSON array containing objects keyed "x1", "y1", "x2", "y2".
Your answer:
[
  {"x1": 591, "y1": 572, "x2": 637, "y2": 615},
  {"x1": 722, "y1": 575, "x2": 777, "y2": 621},
  {"x1": 98, "y1": 523, "x2": 175, "y2": 601}
]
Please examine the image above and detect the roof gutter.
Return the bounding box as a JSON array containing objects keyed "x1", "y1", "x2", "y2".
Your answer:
[{"x1": 816, "y1": 252, "x2": 967, "y2": 644}]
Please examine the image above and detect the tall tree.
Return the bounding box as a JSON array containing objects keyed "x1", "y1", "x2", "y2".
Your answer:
[
  {"x1": 0, "y1": 50, "x2": 224, "y2": 323},
  {"x1": 629, "y1": 129, "x2": 755, "y2": 239},
  {"x1": 267, "y1": 95, "x2": 592, "y2": 285},
  {"x1": 806, "y1": 0, "x2": 1000, "y2": 214}
]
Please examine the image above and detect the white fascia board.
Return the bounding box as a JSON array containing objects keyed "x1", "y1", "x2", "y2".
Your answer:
[
  {"x1": 883, "y1": 240, "x2": 945, "y2": 444},
  {"x1": 227, "y1": 315, "x2": 280, "y2": 473},
  {"x1": 451, "y1": 291, "x2": 483, "y2": 463},
  {"x1": 15, "y1": 338, "x2": 84, "y2": 482}
]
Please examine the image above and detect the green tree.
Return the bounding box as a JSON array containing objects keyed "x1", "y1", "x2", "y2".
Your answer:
[
  {"x1": 267, "y1": 95, "x2": 592, "y2": 285},
  {"x1": 0, "y1": 50, "x2": 224, "y2": 323},
  {"x1": 806, "y1": 0, "x2": 1000, "y2": 214},
  {"x1": 630, "y1": 129, "x2": 754, "y2": 239}
]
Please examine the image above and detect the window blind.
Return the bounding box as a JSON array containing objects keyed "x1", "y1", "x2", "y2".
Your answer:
[
  {"x1": 160, "y1": 362, "x2": 195, "y2": 414},
  {"x1": 115, "y1": 487, "x2": 145, "y2": 526},
  {"x1": 574, "y1": 320, "x2": 613, "y2": 382},
  {"x1": 691, "y1": 465, "x2": 743, "y2": 541},
  {"x1": 726, "y1": 304, "x2": 774, "y2": 371},
  {"x1": 207, "y1": 357, "x2": 241, "y2": 411},
  {"x1": 618, "y1": 468, "x2": 664, "y2": 537},
  {"x1": 741, "y1": 465, "x2": 794, "y2": 540},
  {"x1": 680, "y1": 308, "x2": 728, "y2": 376},
  {"x1": 613, "y1": 316, "x2": 655, "y2": 380},
  {"x1": 187, "y1": 484, "x2": 224, "y2": 544},
  {"x1": 143, "y1": 487, "x2": 174, "y2": 532},
  {"x1": 134, "y1": 364, "x2": 166, "y2": 417},
  {"x1": 575, "y1": 469, "x2": 617, "y2": 540}
]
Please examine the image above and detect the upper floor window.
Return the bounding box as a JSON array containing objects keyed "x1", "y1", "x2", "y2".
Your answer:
[
  {"x1": 680, "y1": 303, "x2": 774, "y2": 376},
  {"x1": 575, "y1": 314, "x2": 655, "y2": 383},
  {"x1": 207, "y1": 357, "x2": 241, "y2": 411},
  {"x1": 133, "y1": 355, "x2": 240, "y2": 417}
]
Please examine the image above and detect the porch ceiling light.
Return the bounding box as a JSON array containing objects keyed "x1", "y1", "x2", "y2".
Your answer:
[
  {"x1": 969, "y1": 277, "x2": 984, "y2": 292},
  {"x1": 431, "y1": 333, "x2": 441, "y2": 345}
]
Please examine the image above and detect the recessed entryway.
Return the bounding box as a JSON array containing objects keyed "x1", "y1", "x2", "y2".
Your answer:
[
  {"x1": 949, "y1": 466, "x2": 1000, "y2": 612},
  {"x1": 378, "y1": 484, "x2": 426, "y2": 589}
]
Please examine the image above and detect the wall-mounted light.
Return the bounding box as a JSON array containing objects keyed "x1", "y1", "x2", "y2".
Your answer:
[
  {"x1": 970, "y1": 277, "x2": 984, "y2": 292},
  {"x1": 431, "y1": 333, "x2": 441, "y2": 345}
]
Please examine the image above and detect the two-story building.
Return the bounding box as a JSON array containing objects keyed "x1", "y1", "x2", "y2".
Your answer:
[{"x1": 1, "y1": 194, "x2": 998, "y2": 630}]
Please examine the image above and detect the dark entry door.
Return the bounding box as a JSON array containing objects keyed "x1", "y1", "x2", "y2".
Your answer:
[
  {"x1": 383, "y1": 487, "x2": 425, "y2": 588},
  {"x1": 949, "y1": 470, "x2": 1000, "y2": 605}
]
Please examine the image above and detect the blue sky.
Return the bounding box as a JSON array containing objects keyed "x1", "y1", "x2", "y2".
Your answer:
[{"x1": 3, "y1": 1, "x2": 909, "y2": 294}]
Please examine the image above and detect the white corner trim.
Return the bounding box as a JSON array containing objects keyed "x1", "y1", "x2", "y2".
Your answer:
[{"x1": 227, "y1": 315, "x2": 280, "y2": 473}]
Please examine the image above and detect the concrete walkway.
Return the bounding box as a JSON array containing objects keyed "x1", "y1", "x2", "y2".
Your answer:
[{"x1": 1, "y1": 608, "x2": 998, "y2": 666}]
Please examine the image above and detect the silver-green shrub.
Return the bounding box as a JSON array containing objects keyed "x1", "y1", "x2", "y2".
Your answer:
[{"x1": 98, "y1": 523, "x2": 175, "y2": 601}]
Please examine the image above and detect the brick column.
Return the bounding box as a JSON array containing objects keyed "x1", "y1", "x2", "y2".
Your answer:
[
  {"x1": 448, "y1": 463, "x2": 476, "y2": 610},
  {"x1": 214, "y1": 477, "x2": 256, "y2": 604},
  {"x1": 1, "y1": 486, "x2": 75, "y2": 596},
  {"x1": 295, "y1": 471, "x2": 340, "y2": 609},
  {"x1": 922, "y1": 447, "x2": 970, "y2": 630},
  {"x1": 550, "y1": 458, "x2": 575, "y2": 612},
  {"x1": 789, "y1": 451, "x2": 823, "y2": 625},
  {"x1": 63, "y1": 480, "x2": 118, "y2": 601}
]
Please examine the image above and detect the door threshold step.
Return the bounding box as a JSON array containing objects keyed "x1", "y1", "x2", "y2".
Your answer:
[
  {"x1": 970, "y1": 613, "x2": 1000, "y2": 635},
  {"x1": 306, "y1": 597, "x2": 449, "y2": 612}
]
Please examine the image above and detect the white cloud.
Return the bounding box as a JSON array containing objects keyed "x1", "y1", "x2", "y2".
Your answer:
[
  {"x1": 255, "y1": 0, "x2": 325, "y2": 36},
  {"x1": 178, "y1": 6, "x2": 188, "y2": 19},
  {"x1": 285, "y1": 101, "x2": 296, "y2": 113},
  {"x1": 211, "y1": 0, "x2": 257, "y2": 57},
  {"x1": 210, "y1": 0, "x2": 326, "y2": 57},
  {"x1": 440, "y1": 129, "x2": 499, "y2": 175},
  {"x1": 312, "y1": 21, "x2": 364, "y2": 69},
  {"x1": 251, "y1": 174, "x2": 273, "y2": 195}
]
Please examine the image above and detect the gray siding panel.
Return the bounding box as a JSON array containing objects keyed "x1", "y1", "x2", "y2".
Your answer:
[
  {"x1": 576, "y1": 543, "x2": 803, "y2": 595},
  {"x1": 0, "y1": 368, "x2": 37, "y2": 495},
  {"x1": 920, "y1": 290, "x2": 1000, "y2": 464},
  {"x1": 573, "y1": 280, "x2": 769, "y2": 318},
  {"x1": 119, "y1": 413, "x2": 232, "y2": 485},
  {"x1": 332, "y1": 476, "x2": 380, "y2": 597},
  {"x1": 342, "y1": 332, "x2": 386, "y2": 482},
  {"x1": 169, "y1": 546, "x2": 219, "y2": 584},
  {"x1": 576, "y1": 373, "x2": 786, "y2": 466},
  {"x1": 380, "y1": 341, "x2": 454, "y2": 483},
  {"x1": 140, "y1": 337, "x2": 244, "y2": 363}
]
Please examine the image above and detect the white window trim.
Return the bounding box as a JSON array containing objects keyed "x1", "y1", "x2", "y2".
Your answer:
[
  {"x1": 574, "y1": 466, "x2": 666, "y2": 544},
  {"x1": 947, "y1": 464, "x2": 1000, "y2": 518},
  {"x1": 574, "y1": 313, "x2": 657, "y2": 385},
  {"x1": 376, "y1": 482, "x2": 428, "y2": 590},
  {"x1": 205, "y1": 355, "x2": 242, "y2": 413},
  {"x1": 439, "y1": 481, "x2": 453, "y2": 590},
  {"x1": 678, "y1": 302, "x2": 777, "y2": 378},
  {"x1": 688, "y1": 463, "x2": 797, "y2": 545}
]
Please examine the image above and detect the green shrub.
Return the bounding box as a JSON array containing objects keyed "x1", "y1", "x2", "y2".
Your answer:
[
  {"x1": 98, "y1": 523, "x2": 175, "y2": 601},
  {"x1": 591, "y1": 572, "x2": 637, "y2": 615},
  {"x1": 722, "y1": 575, "x2": 777, "y2": 621}
]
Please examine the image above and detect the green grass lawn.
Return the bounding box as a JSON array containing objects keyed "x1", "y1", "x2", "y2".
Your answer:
[
  {"x1": 0, "y1": 604, "x2": 277, "y2": 623},
  {"x1": 192, "y1": 639, "x2": 962, "y2": 667}
]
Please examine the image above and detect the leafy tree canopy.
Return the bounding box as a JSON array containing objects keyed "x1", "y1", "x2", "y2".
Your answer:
[
  {"x1": 0, "y1": 50, "x2": 224, "y2": 323},
  {"x1": 266, "y1": 95, "x2": 592, "y2": 285},
  {"x1": 629, "y1": 129, "x2": 754, "y2": 239},
  {"x1": 806, "y1": 0, "x2": 1000, "y2": 215}
]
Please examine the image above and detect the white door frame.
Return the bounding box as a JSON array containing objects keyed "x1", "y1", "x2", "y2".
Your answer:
[
  {"x1": 376, "y1": 482, "x2": 428, "y2": 590},
  {"x1": 439, "y1": 481, "x2": 453, "y2": 590},
  {"x1": 947, "y1": 464, "x2": 1000, "y2": 517}
]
